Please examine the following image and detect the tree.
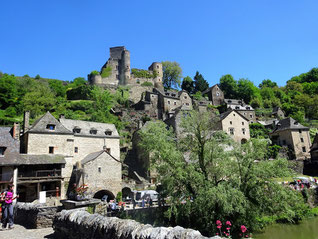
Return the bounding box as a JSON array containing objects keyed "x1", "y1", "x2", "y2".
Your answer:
[
  {"x1": 0, "y1": 74, "x2": 18, "y2": 108},
  {"x1": 237, "y1": 78, "x2": 260, "y2": 104},
  {"x1": 138, "y1": 111, "x2": 309, "y2": 236},
  {"x1": 181, "y1": 76, "x2": 194, "y2": 94},
  {"x1": 193, "y1": 71, "x2": 209, "y2": 93},
  {"x1": 162, "y1": 61, "x2": 182, "y2": 89},
  {"x1": 219, "y1": 74, "x2": 238, "y2": 99},
  {"x1": 259, "y1": 79, "x2": 278, "y2": 89}
]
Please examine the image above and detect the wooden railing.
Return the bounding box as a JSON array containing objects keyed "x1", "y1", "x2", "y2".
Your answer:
[{"x1": 18, "y1": 169, "x2": 61, "y2": 178}]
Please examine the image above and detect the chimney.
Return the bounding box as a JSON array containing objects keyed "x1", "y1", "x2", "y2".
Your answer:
[
  {"x1": 23, "y1": 111, "x2": 30, "y2": 133},
  {"x1": 59, "y1": 114, "x2": 65, "y2": 119},
  {"x1": 12, "y1": 123, "x2": 20, "y2": 140}
]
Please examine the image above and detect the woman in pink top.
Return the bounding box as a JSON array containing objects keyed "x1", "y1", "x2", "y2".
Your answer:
[{"x1": 2, "y1": 184, "x2": 17, "y2": 230}]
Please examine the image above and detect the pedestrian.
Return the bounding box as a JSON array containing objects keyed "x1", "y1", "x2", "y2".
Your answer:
[
  {"x1": 2, "y1": 184, "x2": 18, "y2": 230},
  {"x1": 132, "y1": 198, "x2": 136, "y2": 209},
  {"x1": 141, "y1": 198, "x2": 145, "y2": 208}
]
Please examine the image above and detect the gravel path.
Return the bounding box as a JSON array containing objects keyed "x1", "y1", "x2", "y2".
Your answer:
[{"x1": 0, "y1": 224, "x2": 54, "y2": 239}]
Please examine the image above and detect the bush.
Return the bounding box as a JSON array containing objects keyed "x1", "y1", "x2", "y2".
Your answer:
[
  {"x1": 90, "y1": 70, "x2": 100, "y2": 76},
  {"x1": 131, "y1": 68, "x2": 156, "y2": 78},
  {"x1": 141, "y1": 82, "x2": 153, "y2": 87},
  {"x1": 101, "y1": 66, "x2": 112, "y2": 78}
]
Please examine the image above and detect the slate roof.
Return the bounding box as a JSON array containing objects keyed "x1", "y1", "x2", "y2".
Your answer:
[
  {"x1": 81, "y1": 150, "x2": 120, "y2": 165},
  {"x1": 0, "y1": 153, "x2": 66, "y2": 166},
  {"x1": 0, "y1": 127, "x2": 19, "y2": 154},
  {"x1": 271, "y1": 117, "x2": 309, "y2": 133},
  {"x1": 202, "y1": 84, "x2": 220, "y2": 95},
  {"x1": 219, "y1": 109, "x2": 249, "y2": 122},
  {"x1": 59, "y1": 118, "x2": 119, "y2": 138},
  {"x1": 27, "y1": 112, "x2": 72, "y2": 134}
]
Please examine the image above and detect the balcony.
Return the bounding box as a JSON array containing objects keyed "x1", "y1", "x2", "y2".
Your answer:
[{"x1": 18, "y1": 169, "x2": 62, "y2": 183}]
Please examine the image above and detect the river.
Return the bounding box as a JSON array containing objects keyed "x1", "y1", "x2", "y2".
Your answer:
[{"x1": 254, "y1": 217, "x2": 318, "y2": 239}]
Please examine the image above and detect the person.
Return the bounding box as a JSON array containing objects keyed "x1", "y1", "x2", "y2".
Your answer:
[
  {"x1": 141, "y1": 198, "x2": 145, "y2": 208},
  {"x1": 2, "y1": 184, "x2": 18, "y2": 230}
]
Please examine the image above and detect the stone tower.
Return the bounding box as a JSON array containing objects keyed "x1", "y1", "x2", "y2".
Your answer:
[{"x1": 148, "y1": 62, "x2": 163, "y2": 89}]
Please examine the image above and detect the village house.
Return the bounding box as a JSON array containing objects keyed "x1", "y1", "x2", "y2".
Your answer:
[
  {"x1": 202, "y1": 84, "x2": 224, "y2": 106},
  {"x1": 269, "y1": 117, "x2": 311, "y2": 160},
  {"x1": 223, "y1": 99, "x2": 256, "y2": 123},
  {"x1": 271, "y1": 107, "x2": 285, "y2": 119},
  {"x1": 19, "y1": 111, "x2": 121, "y2": 201},
  {"x1": 216, "y1": 109, "x2": 251, "y2": 143}
]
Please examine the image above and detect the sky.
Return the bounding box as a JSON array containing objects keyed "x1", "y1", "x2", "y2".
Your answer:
[{"x1": 1, "y1": 0, "x2": 318, "y2": 87}]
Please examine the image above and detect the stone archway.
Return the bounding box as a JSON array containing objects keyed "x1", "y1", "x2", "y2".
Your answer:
[
  {"x1": 241, "y1": 138, "x2": 247, "y2": 144},
  {"x1": 122, "y1": 187, "x2": 133, "y2": 200},
  {"x1": 93, "y1": 190, "x2": 115, "y2": 202}
]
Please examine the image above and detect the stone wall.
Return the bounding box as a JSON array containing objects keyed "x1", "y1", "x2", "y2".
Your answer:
[
  {"x1": 14, "y1": 203, "x2": 61, "y2": 229},
  {"x1": 53, "y1": 209, "x2": 220, "y2": 239}
]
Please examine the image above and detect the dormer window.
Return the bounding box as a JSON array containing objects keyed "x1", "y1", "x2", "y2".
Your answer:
[
  {"x1": 228, "y1": 100, "x2": 232, "y2": 103},
  {"x1": 46, "y1": 124, "x2": 55, "y2": 130},
  {"x1": 0, "y1": 147, "x2": 6, "y2": 155},
  {"x1": 90, "y1": 129, "x2": 97, "y2": 134},
  {"x1": 105, "y1": 130, "x2": 112, "y2": 136},
  {"x1": 73, "y1": 127, "x2": 81, "y2": 134},
  {"x1": 172, "y1": 94, "x2": 176, "y2": 97},
  {"x1": 235, "y1": 106, "x2": 240, "y2": 110},
  {"x1": 246, "y1": 107, "x2": 250, "y2": 110}
]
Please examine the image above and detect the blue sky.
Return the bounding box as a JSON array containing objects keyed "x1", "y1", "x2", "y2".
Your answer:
[{"x1": 1, "y1": 0, "x2": 317, "y2": 87}]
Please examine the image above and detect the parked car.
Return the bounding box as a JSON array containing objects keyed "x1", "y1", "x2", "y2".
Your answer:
[{"x1": 135, "y1": 190, "x2": 159, "y2": 202}]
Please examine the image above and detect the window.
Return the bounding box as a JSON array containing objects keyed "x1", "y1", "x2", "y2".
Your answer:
[
  {"x1": 168, "y1": 101, "x2": 170, "y2": 105},
  {"x1": 49, "y1": 147, "x2": 54, "y2": 154},
  {"x1": 299, "y1": 129, "x2": 302, "y2": 134},
  {"x1": 242, "y1": 128, "x2": 246, "y2": 135},
  {"x1": 136, "y1": 79, "x2": 140, "y2": 83},
  {"x1": 151, "y1": 95, "x2": 154, "y2": 98},
  {"x1": 250, "y1": 114, "x2": 253, "y2": 118},
  {"x1": 229, "y1": 128, "x2": 234, "y2": 135},
  {"x1": 302, "y1": 147, "x2": 306, "y2": 152},
  {"x1": 186, "y1": 103, "x2": 189, "y2": 106},
  {"x1": 73, "y1": 128, "x2": 81, "y2": 133},
  {"x1": 0, "y1": 147, "x2": 6, "y2": 155},
  {"x1": 233, "y1": 114, "x2": 236, "y2": 116},
  {"x1": 243, "y1": 113, "x2": 246, "y2": 115},
  {"x1": 74, "y1": 147, "x2": 78, "y2": 153},
  {"x1": 105, "y1": 131, "x2": 112, "y2": 136},
  {"x1": 184, "y1": 96, "x2": 187, "y2": 99},
  {"x1": 246, "y1": 107, "x2": 250, "y2": 110},
  {"x1": 174, "y1": 101, "x2": 177, "y2": 105},
  {"x1": 98, "y1": 167, "x2": 101, "y2": 173},
  {"x1": 90, "y1": 129, "x2": 97, "y2": 134},
  {"x1": 46, "y1": 124, "x2": 55, "y2": 130},
  {"x1": 216, "y1": 92, "x2": 220, "y2": 96},
  {"x1": 235, "y1": 106, "x2": 240, "y2": 110},
  {"x1": 172, "y1": 94, "x2": 176, "y2": 97},
  {"x1": 282, "y1": 140, "x2": 286, "y2": 145},
  {"x1": 157, "y1": 65, "x2": 159, "y2": 69},
  {"x1": 116, "y1": 74, "x2": 119, "y2": 79},
  {"x1": 230, "y1": 121, "x2": 232, "y2": 125},
  {"x1": 242, "y1": 122, "x2": 244, "y2": 125},
  {"x1": 116, "y1": 65, "x2": 118, "y2": 70},
  {"x1": 301, "y1": 138, "x2": 304, "y2": 143}
]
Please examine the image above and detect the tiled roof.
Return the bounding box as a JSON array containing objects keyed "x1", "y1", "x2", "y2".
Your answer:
[
  {"x1": 81, "y1": 150, "x2": 120, "y2": 165},
  {"x1": 219, "y1": 109, "x2": 249, "y2": 122},
  {"x1": 59, "y1": 118, "x2": 119, "y2": 138},
  {"x1": 0, "y1": 153, "x2": 66, "y2": 166},
  {"x1": 28, "y1": 112, "x2": 72, "y2": 134},
  {"x1": 271, "y1": 117, "x2": 309, "y2": 133},
  {"x1": 0, "y1": 127, "x2": 20, "y2": 154}
]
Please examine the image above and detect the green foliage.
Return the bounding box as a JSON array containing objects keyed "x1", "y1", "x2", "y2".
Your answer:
[
  {"x1": 249, "y1": 123, "x2": 270, "y2": 139},
  {"x1": 86, "y1": 205, "x2": 95, "y2": 214},
  {"x1": 193, "y1": 71, "x2": 209, "y2": 93},
  {"x1": 101, "y1": 66, "x2": 112, "y2": 78},
  {"x1": 162, "y1": 61, "x2": 182, "y2": 89},
  {"x1": 237, "y1": 78, "x2": 260, "y2": 104},
  {"x1": 90, "y1": 70, "x2": 100, "y2": 76},
  {"x1": 138, "y1": 112, "x2": 310, "y2": 236},
  {"x1": 267, "y1": 145, "x2": 282, "y2": 159},
  {"x1": 0, "y1": 74, "x2": 18, "y2": 108},
  {"x1": 35, "y1": 74, "x2": 41, "y2": 79},
  {"x1": 67, "y1": 84, "x2": 92, "y2": 100},
  {"x1": 131, "y1": 68, "x2": 156, "y2": 79},
  {"x1": 259, "y1": 79, "x2": 278, "y2": 89},
  {"x1": 141, "y1": 81, "x2": 153, "y2": 87},
  {"x1": 219, "y1": 74, "x2": 238, "y2": 99},
  {"x1": 116, "y1": 191, "x2": 122, "y2": 202},
  {"x1": 181, "y1": 76, "x2": 194, "y2": 94},
  {"x1": 192, "y1": 91, "x2": 203, "y2": 100}
]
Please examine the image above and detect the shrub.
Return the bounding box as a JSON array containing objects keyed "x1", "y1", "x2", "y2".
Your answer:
[
  {"x1": 141, "y1": 82, "x2": 153, "y2": 87},
  {"x1": 90, "y1": 70, "x2": 100, "y2": 76},
  {"x1": 131, "y1": 68, "x2": 156, "y2": 78},
  {"x1": 101, "y1": 66, "x2": 112, "y2": 78}
]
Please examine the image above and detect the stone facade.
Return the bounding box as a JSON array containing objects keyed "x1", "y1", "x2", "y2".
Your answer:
[
  {"x1": 53, "y1": 209, "x2": 220, "y2": 239},
  {"x1": 80, "y1": 151, "x2": 122, "y2": 198},
  {"x1": 20, "y1": 112, "x2": 121, "y2": 199},
  {"x1": 202, "y1": 84, "x2": 224, "y2": 106},
  {"x1": 88, "y1": 46, "x2": 163, "y2": 89},
  {"x1": 270, "y1": 118, "x2": 311, "y2": 160},
  {"x1": 223, "y1": 99, "x2": 256, "y2": 123},
  {"x1": 217, "y1": 110, "x2": 250, "y2": 143}
]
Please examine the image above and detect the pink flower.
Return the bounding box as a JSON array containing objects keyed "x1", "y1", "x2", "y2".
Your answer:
[
  {"x1": 226, "y1": 221, "x2": 232, "y2": 226},
  {"x1": 241, "y1": 225, "x2": 247, "y2": 233},
  {"x1": 217, "y1": 225, "x2": 222, "y2": 229},
  {"x1": 245, "y1": 235, "x2": 249, "y2": 238},
  {"x1": 226, "y1": 227, "x2": 230, "y2": 231},
  {"x1": 216, "y1": 233, "x2": 219, "y2": 235},
  {"x1": 216, "y1": 220, "x2": 222, "y2": 225}
]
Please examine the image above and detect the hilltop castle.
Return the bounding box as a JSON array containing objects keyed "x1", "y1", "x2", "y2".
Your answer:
[{"x1": 88, "y1": 46, "x2": 163, "y2": 89}]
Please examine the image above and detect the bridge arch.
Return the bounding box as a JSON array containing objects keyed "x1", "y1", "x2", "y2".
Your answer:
[{"x1": 93, "y1": 190, "x2": 115, "y2": 202}]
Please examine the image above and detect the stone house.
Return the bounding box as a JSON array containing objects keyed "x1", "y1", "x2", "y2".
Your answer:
[
  {"x1": 79, "y1": 150, "x2": 121, "y2": 200},
  {"x1": 216, "y1": 109, "x2": 251, "y2": 143},
  {"x1": 223, "y1": 99, "x2": 256, "y2": 123},
  {"x1": 272, "y1": 107, "x2": 285, "y2": 119},
  {"x1": 20, "y1": 111, "x2": 121, "y2": 200},
  {"x1": 164, "y1": 107, "x2": 192, "y2": 139},
  {"x1": 269, "y1": 117, "x2": 311, "y2": 160},
  {"x1": 88, "y1": 46, "x2": 163, "y2": 89},
  {"x1": 311, "y1": 133, "x2": 318, "y2": 162},
  {"x1": 202, "y1": 84, "x2": 224, "y2": 106}
]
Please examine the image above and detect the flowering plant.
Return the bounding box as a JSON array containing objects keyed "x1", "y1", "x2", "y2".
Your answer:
[{"x1": 215, "y1": 220, "x2": 231, "y2": 238}]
